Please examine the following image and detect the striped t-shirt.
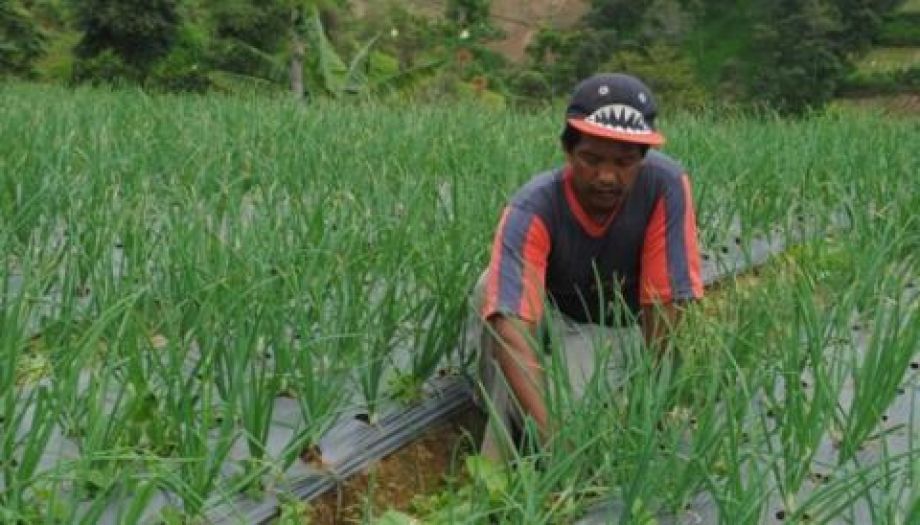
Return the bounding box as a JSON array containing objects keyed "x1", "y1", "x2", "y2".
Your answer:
[{"x1": 482, "y1": 150, "x2": 703, "y2": 326}]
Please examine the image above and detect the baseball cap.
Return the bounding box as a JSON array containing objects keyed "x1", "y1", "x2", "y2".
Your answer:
[{"x1": 565, "y1": 73, "x2": 664, "y2": 147}]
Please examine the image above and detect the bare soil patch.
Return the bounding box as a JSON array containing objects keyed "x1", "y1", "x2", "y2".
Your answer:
[{"x1": 308, "y1": 408, "x2": 484, "y2": 524}]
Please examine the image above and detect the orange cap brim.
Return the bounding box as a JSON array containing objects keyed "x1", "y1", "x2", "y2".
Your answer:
[{"x1": 567, "y1": 118, "x2": 665, "y2": 147}]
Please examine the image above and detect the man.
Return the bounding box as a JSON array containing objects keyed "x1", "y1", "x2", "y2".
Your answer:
[{"x1": 471, "y1": 73, "x2": 703, "y2": 461}]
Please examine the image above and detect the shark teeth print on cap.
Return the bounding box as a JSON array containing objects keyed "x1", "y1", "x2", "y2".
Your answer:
[{"x1": 585, "y1": 104, "x2": 650, "y2": 135}]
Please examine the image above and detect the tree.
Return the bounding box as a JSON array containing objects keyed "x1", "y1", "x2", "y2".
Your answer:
[
  {"x1": 446, "y1": 0, "x2": 490, "y2": 28},
  {"x1": 206, "y1": 0, "x2": 289, "y2": 83},
  {"x1": 206, "y1": 0, "x2": 346, "y2": 97},
  {"x1": 0, "y1": 0, "x2": 45, "y2": 78},
  {"x1": 585, "y1": 0, "x2": 650, "y2": 38},
  {"x1": 749, "y1": 0, "x2": 845, "y2": 114},
  {"x1": 831, "y1": 0, "x2": 907, "y2": 55},
  {"x1": 604, "y1": 42, "x2": 708, "y2": 111},
  {"x1": 71, "y1": 0, "x2": 180, "y2": 80},
  {"x1": 524, "y1": 26, "x2": 618, "y2": 97},
  {"x1": 638, "y1": 0, "x2": 696, "y2": 44}
]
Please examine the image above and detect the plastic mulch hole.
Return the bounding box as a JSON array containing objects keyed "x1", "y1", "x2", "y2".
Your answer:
[
  {"x1": 734, "y1": 236, "x2": 742, "y2": 245},
  {"x1": 776, "y1": 509, "x2": 786, "y2": 521},
  {"x1": 801, "y1": 380, "x2": 809, "y2": 389},
  {"x1": 300, "y1": 443, "x2": 324, "y2": 467},
  {"x1": 882, "y1": 414, "x2": 889, "y2": 423},
  {"x1": 355, "y1": 413, "x2": 371, "y2": 424},
  {"x1": 702, "y1": 253, "x2": 711, "y2": 261},
  {"x1": 911, "y1": 362, "x2": 919, "y2": 370},
  {"x1": 897, "y1": 387, "x2": 906, "y2": 395},
  {"x1": 720, "y1": 246, "x2": 730, "y2": 254},
  {"x1": 114, "y1": 242, "x2": 124, "y2": 248}
]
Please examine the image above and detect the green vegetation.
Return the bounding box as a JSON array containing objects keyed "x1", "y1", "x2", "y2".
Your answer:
[
  {"x1": 856, "y1": 47, "x2": 920, "y2": 74},
  {"x1": 0, "y1": 0, "x2": 46, "y2": 78},
  {"x1": 2, "y1": 0, "x2": 916, "y2": 114},
  {"x1": 877, "y1": 12, "x2": 920, "y2": 46},
  {"x1": 1, "y1": 84, "x2": 917, "y2": 523}
]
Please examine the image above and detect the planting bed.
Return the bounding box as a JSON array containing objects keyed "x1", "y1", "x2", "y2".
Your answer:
[{"x1": 1, "y1": 85, "x2": 918, "y2": 523}]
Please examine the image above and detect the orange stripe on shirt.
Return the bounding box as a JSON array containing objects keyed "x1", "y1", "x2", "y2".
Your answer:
[
  {"x1": 681, "y1": 175, "x2": 704, "y2": 299},
  {"x1": 517, "y1": 217, "x2": 550, "y2": 321},
  {"x1": 639, "y1": 196, "x2": 671, "y2": 304},
  {"x1": 482, "y1": 208, "x2": 510, "y2": 319}
]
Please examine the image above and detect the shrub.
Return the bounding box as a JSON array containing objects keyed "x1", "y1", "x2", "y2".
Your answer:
[
  {"x1": 147, "y1": 28, "x2": 211, "y2": 93},
  {"x1": 840, "y1": 65, "x2": 920, "y2": 95},
  {"x1": 876, "y1": 13, "x2": 920, "y2": 46},
  {"x1": 70, "y1": 49, "x2": 139, "y2": 86},
  {"x1": 603, "y1": 42, "x2": 709, "y2": 112},
  {"x1": 0, "y1": 0, "x2": 45, "y2": 78}
]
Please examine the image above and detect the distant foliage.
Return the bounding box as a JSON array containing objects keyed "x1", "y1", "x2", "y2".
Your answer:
[
  {"x1": 876, "y1": 12, "x2": 920, "y2": 45},
  {"x1": 15, "y1": 0, "x2": 913, "y2": 109},
  {"x1": 750, "y1": 0, "x2": 846, "y2": 114},
  {"x1": 205, "y1": 0, "x2": 289, "y2": 82},
  {"x1": 446, "y1": 0, "x2": 490, "y2": 28},
  {"x1": 585, "y1": 0, "x2": 650, "y2": 38},
  {"x1": 842, "y1": 64, "x2": 920, "y2": 95},
  {"x1": 833, "y1": 0, "x2": 908, "y2": 54},
  {"x1": 604, "y1": 42, "x2": 708, "y2": 111},
  {"x1": 70, "y1": 0, "x2": 181, "y2": 82},
  {"x1": 637, "y1": 0, "x2": 697, "y2": 44},
  {"x1": 0, "y1": 0, "x2": 45, "y2": 78},
  {"x1": 524, "y1": 26, "x2": 618, "y2": 96}
]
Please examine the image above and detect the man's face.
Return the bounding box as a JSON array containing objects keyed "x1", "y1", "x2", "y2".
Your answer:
[{"x1": 565, "y1": 134, "x2": 645, "y2": 217}]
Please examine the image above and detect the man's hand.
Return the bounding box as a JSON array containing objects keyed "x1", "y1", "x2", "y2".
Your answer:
[{"x1": 489, "y1": 315, "x2": 551, "y2": 444}]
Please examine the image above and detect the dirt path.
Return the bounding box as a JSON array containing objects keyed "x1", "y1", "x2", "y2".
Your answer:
[{"x1": 308, "y1": 409, "x2": 485, "y2": 524}]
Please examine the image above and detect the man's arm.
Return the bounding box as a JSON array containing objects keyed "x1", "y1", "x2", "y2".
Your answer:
[
  {"x1": 488, "y1": 314, "x2": 550, "y2": 442},
  {"x1": 641, "y1": 302, "x2": 682, "y2": 360},
  {"x1": 638, "y1": 172, "x2": 702, "y2": 357}
]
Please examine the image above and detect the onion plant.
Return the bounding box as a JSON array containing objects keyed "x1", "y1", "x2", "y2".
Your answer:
[{"x1": 2, "y1": 83, "x2": 918, "y2": 522}]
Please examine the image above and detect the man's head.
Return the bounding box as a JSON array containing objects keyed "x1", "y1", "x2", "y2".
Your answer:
[
  {"x1": 562, "y1": 73, "x2": 662, "y2": 151},
  {"x1": 561, "y1": 73, "x2": 662, "y2": 217}
]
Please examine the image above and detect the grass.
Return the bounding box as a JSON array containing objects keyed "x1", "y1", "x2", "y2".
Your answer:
[
  {"x1": 0, "y1": 83, "x2": 918, "y2": 523},
  {"x1": 854, "y1": 47, "x2": 920, "y2": 75},
  {"x1": 902, "y1": 0, "x2": 920, "y2": 12}
]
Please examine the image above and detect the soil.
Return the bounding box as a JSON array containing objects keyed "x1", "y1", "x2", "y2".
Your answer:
[{"x1": 308, "y1": 407, "x2": 485, "y2": 524}]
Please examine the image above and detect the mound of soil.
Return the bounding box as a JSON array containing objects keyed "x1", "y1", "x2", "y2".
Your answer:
[{"x1": 309, "y1": 408, "x2": 485, "y2": 524}]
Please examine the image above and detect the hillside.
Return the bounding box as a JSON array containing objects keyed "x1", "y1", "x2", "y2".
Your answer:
[
  {"x1": 487, "y1": 0, "x2": 588, "y2": 60},
  {"x1": 350, "y1": 0, "x2": 589, "y2": 61}
]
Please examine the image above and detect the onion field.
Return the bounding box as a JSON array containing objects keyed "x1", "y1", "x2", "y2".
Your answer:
[{"x1": 1, "y1": 84, "x2": 918, "y2": 524}]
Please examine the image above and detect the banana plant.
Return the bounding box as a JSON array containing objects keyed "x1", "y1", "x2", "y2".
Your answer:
[{"x1": 297, "y1": 4, "x2": 442, "y2": 98}]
